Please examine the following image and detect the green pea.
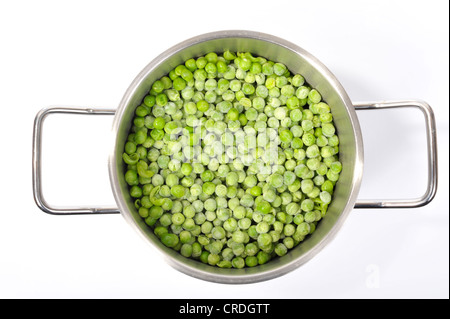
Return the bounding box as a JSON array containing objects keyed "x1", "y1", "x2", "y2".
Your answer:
[
  {"x1": 143, "y1": 95, "x2": 156, "y2": 107},
  {"x1": 171, "y1": 185, "x2": 185, "y2": 198},
  {"x1": 161, "y1": 233, "x2": 179, "y2": 248}
]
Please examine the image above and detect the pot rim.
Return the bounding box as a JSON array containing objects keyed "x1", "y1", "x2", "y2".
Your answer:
[{"x1": 108, "y1": 30, "x2": 364, "y2": 284}]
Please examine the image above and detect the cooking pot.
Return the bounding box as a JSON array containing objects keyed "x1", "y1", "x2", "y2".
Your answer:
[{"x1": 32, "y1": 30, "x2": 438, "y2": 284}]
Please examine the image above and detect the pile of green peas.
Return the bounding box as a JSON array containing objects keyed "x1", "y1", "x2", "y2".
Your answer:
[{"x1": 122, "y1": 51, "x2": 342, "y2": 268}]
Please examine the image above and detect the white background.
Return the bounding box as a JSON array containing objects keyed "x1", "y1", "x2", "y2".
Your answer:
[{"x1": 0, "y1": 0, "x2": 448, "y2": 299}]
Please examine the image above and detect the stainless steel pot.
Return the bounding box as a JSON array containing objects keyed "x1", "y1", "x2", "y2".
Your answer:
[{"x1": 32, "y1": 30, "x2": 438, "y2": 284}]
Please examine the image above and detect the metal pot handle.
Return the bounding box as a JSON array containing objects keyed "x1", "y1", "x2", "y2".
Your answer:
[
  {"x1": 32, "y1": 107, "x2": 121, "y2": 215},
  {"x1": 353, "y1": 100, "x2": 438, "y2": 208},
  {"x1": 33, "y1": 101, "x2": 438, "y2": 213}
]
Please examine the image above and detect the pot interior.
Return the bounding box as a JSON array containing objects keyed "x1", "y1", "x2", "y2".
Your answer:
[{"x1": 109, "y1": 31, "x2": 363, "y2": 283}]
